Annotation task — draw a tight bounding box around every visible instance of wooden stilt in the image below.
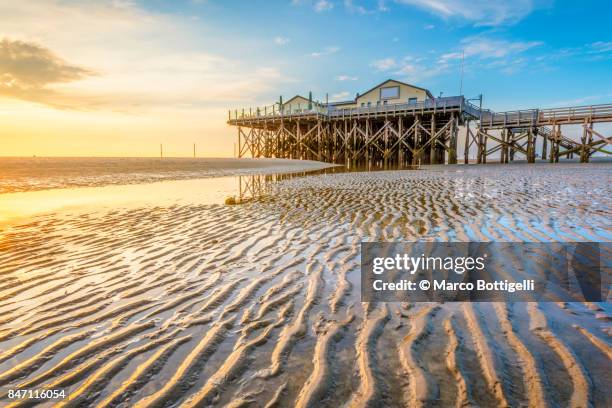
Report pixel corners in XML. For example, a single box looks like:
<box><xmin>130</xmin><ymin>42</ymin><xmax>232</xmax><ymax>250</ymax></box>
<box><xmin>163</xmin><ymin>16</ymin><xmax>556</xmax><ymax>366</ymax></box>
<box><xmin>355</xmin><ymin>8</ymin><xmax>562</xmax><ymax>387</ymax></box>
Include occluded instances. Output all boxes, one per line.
<box><xmin>541</xmin><ymin>128</ymin><xmax>547</xmax><ymax>161</ymax></box>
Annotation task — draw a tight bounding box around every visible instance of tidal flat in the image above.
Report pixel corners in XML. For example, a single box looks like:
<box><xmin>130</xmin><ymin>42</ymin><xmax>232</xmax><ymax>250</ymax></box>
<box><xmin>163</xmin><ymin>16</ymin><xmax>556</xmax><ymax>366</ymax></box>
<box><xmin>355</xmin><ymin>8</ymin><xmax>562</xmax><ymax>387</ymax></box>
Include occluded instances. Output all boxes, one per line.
<box><xmin>0</xmin><ymin>160</ymin><xmax>610</xmax><ymax>407</ymax></box>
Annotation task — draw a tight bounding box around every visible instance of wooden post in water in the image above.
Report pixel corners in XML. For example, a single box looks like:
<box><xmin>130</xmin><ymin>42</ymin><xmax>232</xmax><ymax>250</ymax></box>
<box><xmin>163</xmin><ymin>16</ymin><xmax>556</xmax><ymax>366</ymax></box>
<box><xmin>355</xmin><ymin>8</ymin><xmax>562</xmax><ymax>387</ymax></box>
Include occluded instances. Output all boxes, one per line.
<box><xmin>448</xmin><ymin>113</ymin><xmax>458</xmax><ymax>164</ymax></box>
<box><xmin>415</xmin><ymin>116</ymin><xmax>422</xmax><ymax>165</ymax></box>
<box><xmin>476</xmin><ymin>128</ymin><xmax>482</xmax><ymax>164</ymax></box>
<box><xmin>500</xmin><ymin>129</ymin><xmax>506</xmax><ymax>163</ymax></box>
<box><xmin>317</xmin><ymin>121</ymin><xmax>322</xmax><ymax>161</ymax></box>
<box><xmin>464</xmin><ymin>120</ymin><xmax>470</xmax><ymax>164</ymax></box>
<box><xmin>527</xmin><ymin>127</ymin><xmax>535</xmax><ymax>163</ymax></box>
<box><xmin>587</xmin><ymin>121</ymin><xmax>594</xmax><ymax>161</ymax></box>
<box><xmin>397</xmin><ymin>117</ymin><xmax>403</xmax><ymax>168</ymax></box>
<box><xmin>554</xmin><ymin>124</ymin><xmax>561</xmax><ymax>163</ymax></box>
<box><xmin>541</xmin><ymin>129</ymin><xmax>547</xmax><ymax>161</ymax></box>
<box><xmin>481</xmin><ymin>130</ymin><xmax>488</xmax><ymax>164</ymax></box>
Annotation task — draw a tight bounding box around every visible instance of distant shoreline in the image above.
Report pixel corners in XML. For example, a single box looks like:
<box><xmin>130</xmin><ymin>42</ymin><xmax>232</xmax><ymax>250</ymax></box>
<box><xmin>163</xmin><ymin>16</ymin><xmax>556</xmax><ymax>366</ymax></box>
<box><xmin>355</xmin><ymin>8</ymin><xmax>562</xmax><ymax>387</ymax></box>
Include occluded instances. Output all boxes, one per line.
<box><xmin>0</xmin><ymin>157</ymin><xmax>337</xmax><ymax>194</ymax></box>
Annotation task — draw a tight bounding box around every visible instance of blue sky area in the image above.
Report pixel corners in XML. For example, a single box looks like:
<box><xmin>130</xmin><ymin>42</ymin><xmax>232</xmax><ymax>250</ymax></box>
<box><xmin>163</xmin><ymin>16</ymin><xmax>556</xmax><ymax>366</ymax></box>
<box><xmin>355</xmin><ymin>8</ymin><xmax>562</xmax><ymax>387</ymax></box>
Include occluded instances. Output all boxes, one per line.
<box><xmin>1</xmin><ymin>1</ymin><xmax>610</xmax><ymax>156</ymax></box>
<box><xmin>142</xmin><ymin>0</ymin><xmax>612</xmax><ymax>111</ymax></box>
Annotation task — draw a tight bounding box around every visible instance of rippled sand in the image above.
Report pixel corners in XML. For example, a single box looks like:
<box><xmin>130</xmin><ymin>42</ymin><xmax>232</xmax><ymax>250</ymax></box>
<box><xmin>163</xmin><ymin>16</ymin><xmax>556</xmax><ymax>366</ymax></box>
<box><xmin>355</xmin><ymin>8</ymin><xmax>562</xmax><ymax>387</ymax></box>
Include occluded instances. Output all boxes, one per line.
<box><xmin>0</xmin><ymin>162</ymin><xmax>611</xmax><ymax>407</ymax></box>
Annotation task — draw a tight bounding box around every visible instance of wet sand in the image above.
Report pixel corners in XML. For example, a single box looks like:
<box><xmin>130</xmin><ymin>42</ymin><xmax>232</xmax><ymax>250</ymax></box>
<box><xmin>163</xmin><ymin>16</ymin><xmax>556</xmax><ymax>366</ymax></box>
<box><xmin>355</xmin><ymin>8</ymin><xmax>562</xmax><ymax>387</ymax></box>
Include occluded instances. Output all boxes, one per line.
<box><xmin>0</xmin><ymin>157</ymin><xmax>336</xmax><ymax>194</ymax></box>
<box><xmin>0</xmin><ymin>161</ymin><xmax>611</xmax><ymax>407</ymax></box>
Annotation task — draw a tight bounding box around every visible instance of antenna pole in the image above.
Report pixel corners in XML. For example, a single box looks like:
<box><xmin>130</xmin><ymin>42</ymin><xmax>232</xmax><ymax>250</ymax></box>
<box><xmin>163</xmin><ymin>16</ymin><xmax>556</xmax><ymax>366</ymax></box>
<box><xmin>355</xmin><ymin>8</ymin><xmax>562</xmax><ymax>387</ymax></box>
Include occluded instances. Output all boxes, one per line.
<box><xmin>160</xmin><ymin>144</ymin><xmax>163</xmax><ymax>158</ymax></box>
<box><xmin>193</xmin><ymin>143</ymin><xmax>196</xmax><ymax>158</ymax></box>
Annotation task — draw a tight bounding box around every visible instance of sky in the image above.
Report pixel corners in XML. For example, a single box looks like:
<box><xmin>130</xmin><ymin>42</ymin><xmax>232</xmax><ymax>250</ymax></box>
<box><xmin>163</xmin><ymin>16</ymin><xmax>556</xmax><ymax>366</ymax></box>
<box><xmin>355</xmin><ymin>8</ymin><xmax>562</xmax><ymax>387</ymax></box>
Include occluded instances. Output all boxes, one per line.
<box><xmin>0</xmin><ymin>0</ymin><xmax>610</xmax><ymax>157</ymax></box>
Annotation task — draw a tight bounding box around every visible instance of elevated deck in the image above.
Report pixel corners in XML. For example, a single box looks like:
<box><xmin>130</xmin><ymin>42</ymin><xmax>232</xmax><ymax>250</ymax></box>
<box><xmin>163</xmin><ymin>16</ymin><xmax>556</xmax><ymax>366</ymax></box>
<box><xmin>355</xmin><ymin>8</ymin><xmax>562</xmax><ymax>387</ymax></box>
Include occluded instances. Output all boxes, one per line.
<box><xmin>228</xmin><ymin>95</ymin><xmax>611</xmax><ymax>166</ymax></box>
<box><xmin>228</xmin><ymin>96</ymin><xmax>480</xmax><ymax>128</ymax></box>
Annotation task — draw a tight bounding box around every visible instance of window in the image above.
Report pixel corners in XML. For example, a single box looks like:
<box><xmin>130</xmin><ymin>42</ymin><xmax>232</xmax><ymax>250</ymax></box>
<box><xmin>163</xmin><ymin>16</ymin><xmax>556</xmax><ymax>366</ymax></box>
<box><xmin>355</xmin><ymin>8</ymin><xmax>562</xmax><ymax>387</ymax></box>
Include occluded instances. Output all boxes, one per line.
<box><xmin>380</xmin><ymin>86</ymin><xmax>400</xmax><ymax>100</ymax></box>
<box><xmin>383</xmin><ymin>100</ymin><xmax>388</xmax><ymax>105</ymax></box>
<box><xmin>376</xmin><ymin>101</ymin><xmax>381</xmax><ymax>106</ymax></box>
<box><xmin>408</xmin><ymin>97</ymin><xmax>418</xmax><ymax>105</ymax></box>
<box><xmin>367</xmin><ymin>102</ymin><xmax>371</xmax><ymax>107</ymax></box>
<box><xmin>361</xmin><ymin>103</ymin><xmax>365</xmax><ymax>107</ymax></box>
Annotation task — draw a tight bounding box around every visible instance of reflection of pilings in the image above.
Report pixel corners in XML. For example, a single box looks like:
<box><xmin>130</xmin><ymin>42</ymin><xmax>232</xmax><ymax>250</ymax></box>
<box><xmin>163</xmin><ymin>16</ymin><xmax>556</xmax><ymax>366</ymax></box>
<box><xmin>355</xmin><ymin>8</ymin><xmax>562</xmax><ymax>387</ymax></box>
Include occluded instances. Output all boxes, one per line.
<box><xmin>237</xmin><ymin>169</ymin><xmax>344</xmax><ymax>202</ymax></box>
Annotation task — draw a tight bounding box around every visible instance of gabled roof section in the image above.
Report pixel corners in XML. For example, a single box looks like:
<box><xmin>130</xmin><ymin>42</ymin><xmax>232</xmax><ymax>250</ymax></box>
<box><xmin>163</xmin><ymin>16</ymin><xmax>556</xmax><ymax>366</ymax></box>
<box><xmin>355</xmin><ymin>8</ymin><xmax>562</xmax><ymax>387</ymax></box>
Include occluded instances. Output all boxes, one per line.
<box><xmin>283</xmin><ymin>95</ymin><xmax>310</xmax><ymax>105</ymax></box>
<box><xmin>358</xmin><ymin>79</ymin><xmax>434</xmax><ymax>99</ymax></box>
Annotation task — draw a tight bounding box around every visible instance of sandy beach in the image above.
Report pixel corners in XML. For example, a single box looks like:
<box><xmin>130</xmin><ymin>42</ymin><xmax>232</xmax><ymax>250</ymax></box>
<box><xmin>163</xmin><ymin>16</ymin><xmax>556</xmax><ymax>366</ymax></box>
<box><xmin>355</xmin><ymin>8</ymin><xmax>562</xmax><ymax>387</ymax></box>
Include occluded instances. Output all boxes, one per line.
<box><xmin>0</xmin><ymin>159</ymin><xmax>610</xmax><ymax>407</ymax></box>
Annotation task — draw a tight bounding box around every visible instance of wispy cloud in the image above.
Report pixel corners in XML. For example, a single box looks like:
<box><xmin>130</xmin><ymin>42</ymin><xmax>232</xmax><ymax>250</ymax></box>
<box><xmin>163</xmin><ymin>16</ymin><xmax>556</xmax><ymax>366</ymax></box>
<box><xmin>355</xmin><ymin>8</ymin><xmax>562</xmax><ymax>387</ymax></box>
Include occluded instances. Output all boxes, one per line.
<box><xmin>330</xmin><ymin>91</ymin><xmax>351</xmax><ymax>101</ymax></box>
<box><xmin>314</xmin><ymin>0</ymin><xmax>334</xmax><ymax>12</ymax></box>
<box><xmin>343</xmin><ymin>0</ymin><xmax>389</xmax><ymax>14</ymax></box>
<box><xmin>424</xmin><ymin>23</ymin><xmax>435</xmax><ymax>29</ymax></box>
<box><xmin>274</xmin><ymin>36</ymin><xmax>290</xmax><ymax>45</ymax></box>
<box><xmin>394</xmin><ymin>0</ymin><xmax>538</xmax><ymax>26</ymax></box>
<box><xmin>439</xmin><ymin>36</ymin><xmax>543</xmax><ymax>63</ymax></box>
<box><xmin>310</xmin><ymin>46</ymin><xmax>340</xmax><ymax>57</ymax></box>
<box><xmin>371</xmin><ymin>55</ymin><xmax>446</xmax><ymax>83</ymax></box>
<box><xmin>535</xmin><ymin>41</ymin><xmax>612</xmax><ymax>63</ymax></box>
<box><xmin>335</xmin><ymin>75</ymin><xmax>358</xmax><ymax>81</ymax></box>
<box><xmin>371</xmin><ymin>57</ymin><xmax>397</xmax><ymax>71</ymax></box>
<box><xmin>590</xmin><ymin>41</ymin><xmax>612</xmax><ymax>53</ymax></box>
<box><xmin>548</xmin><ymin>94</ymin><xmax>612</xmax><ymax>107</ymax></box>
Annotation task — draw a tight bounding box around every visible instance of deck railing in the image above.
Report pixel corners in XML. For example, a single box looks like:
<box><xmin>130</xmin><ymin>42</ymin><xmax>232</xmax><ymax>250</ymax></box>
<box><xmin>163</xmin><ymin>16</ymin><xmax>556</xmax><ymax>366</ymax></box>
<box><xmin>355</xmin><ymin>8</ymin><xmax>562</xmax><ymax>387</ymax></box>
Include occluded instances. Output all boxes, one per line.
<box><xmin>480</xmin><ymin>103</ymin><xmax>612</xmax><ymax>127</ymax></box>
<box><xmin>228</xmin><ymin>96</ymin><xmax>475</xmax><ymax>121</ymax></box>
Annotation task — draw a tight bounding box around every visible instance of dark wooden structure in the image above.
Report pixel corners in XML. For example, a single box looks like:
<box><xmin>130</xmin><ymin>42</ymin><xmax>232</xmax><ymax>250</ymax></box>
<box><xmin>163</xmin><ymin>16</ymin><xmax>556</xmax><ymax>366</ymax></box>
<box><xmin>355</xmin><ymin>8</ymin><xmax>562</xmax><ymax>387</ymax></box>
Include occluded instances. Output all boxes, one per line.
<box><xmin>476</xmin><ymin>104</ymin><xmax>612</xmax><ymax>163</ymax></box>
<box><xmin>229</xmin><ymin>98</ymin><xmax>612</xmax><ymax>166</ymax></box>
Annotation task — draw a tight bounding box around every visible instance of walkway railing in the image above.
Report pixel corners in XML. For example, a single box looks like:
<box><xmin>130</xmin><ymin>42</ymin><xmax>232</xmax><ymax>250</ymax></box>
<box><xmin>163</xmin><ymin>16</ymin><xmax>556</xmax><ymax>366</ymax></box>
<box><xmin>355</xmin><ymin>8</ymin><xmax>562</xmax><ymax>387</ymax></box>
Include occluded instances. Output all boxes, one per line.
<box><xmin>480</xmin><ymin>103</ymin><xmax>612</xmax><ymax>127</ymax></box>
<box><xmin>228</xmin><ymin>96</ymin><xmax>475</xmax><ymax>121</ymax></box>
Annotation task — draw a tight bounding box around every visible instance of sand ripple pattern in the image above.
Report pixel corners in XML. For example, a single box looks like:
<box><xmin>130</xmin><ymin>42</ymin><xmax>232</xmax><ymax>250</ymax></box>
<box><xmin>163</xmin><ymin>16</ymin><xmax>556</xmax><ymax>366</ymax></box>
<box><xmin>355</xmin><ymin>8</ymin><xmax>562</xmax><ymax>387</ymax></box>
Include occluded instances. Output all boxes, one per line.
<box><xmin>0</xmin><ymin>163</ymin><xmax>611</xmax><ymax>407</ymax></box>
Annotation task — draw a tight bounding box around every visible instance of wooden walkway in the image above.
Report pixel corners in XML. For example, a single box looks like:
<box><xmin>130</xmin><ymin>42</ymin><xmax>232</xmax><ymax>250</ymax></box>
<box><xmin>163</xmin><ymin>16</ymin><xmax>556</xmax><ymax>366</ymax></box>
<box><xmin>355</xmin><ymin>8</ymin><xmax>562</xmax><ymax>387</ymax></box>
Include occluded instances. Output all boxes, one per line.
<box><xmin>480</xmin><ymin>103</ymin><xmax>612</xmax><ymax>128</ymax></box>
<box><xmin>228</xmin><ymin>97</ymin><xmax>611</xmax><ymax>165</ymax></box>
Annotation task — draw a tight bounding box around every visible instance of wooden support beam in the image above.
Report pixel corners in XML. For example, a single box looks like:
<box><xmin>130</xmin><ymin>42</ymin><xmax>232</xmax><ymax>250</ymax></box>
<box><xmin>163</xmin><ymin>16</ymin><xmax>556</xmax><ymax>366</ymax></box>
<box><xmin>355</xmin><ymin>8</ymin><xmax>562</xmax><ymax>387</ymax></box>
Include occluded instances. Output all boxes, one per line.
<box><xmin>464</xmin><ymin>120</ymin><xmax>471</xmax><ymax>164</ymax></box>
<box><xmin>527</xmin><ymin>127</ymin><xmax>535</xmax><ymax>163</ymax></box>
<box><xmin>238</xmin><ymin>126</ymin><xmax>242</xmax><ymax>158</ymax></box>
<box><xmin>541</xmin><ymin>127</ymin><xmax>548</xmax><ymax>161</ymax></box>
<box><xmin>448</xmin><ymin>113</ymin><xmax>458</xmax><ymax>164</ymax></box>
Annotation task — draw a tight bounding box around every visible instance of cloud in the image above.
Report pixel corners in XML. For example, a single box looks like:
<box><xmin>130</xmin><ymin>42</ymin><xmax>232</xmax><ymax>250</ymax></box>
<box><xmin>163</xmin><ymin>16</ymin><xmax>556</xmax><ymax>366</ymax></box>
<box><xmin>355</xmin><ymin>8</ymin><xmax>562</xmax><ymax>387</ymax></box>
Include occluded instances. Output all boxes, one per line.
<box><xmin>424</xmin><ymin>24</ymin><xmax>435</xmax><ymax>29</ymax></box>
<box><xmin>588</xmin><ymin>41</ymin><xmax>612</xmax><ymax>53</ymax></box>
<box><xmin>371</xmin><ymin>57</ymin><xmax>397</xmax><ymax>71</ymax></box>
<box><xmin>310</xmin><ymin>46</ymin><xmax>340</xmax><ymax>57</ymax></box>
<box><xmin>439</xmin><ymin>36</ymin><xmax>542</xmax><ymax>63</ymax></box>
<box><xmin>0</xmin><ymin>38</ymin><xmax>97</xmax><ymax>108</ymax></box>
<box><xmin>549</xmin><ymin>94</ymin><xmax>607</xmax><ymax>108</ymax></box>
<box><xmin>0</xmin><ymin>38</ymin><xmax>96</xmax><ymax>87</ymax></box>
<box><xmin>371</xmin><ymin>55</ymin><xmax>444</xmax><ymax>83</ymax></box>
<box><xmin>394</xmin><ymin>0</ymin><xmax>538</xmax><ymax>26</ymax></box>
<box><xmin>343</xmin><ymin>0</ymin><xmax>388</xmax><ymax>14</ymax></box>
<box><xmin>0</xmin><ymin>2</ymin><xmax>295</xmax><ymax>112</ymax></box>
<box><xmin>335</xmin><ymin>75</ymin><xmax>358</xmax><ymax>81</ymax></box>
<box><xmin>314</xmin><ymin>0</ymin><xmax>334</xmax><ymax>12</ymax></box>
<box><xmin>330</xmin><ymin>91</ymin><xmax>351</xmax><ymax>101</ymax></box>
<box><xmin>274</xmin><ymin>36</ymin><xmax>290</xmax><ymax>45</ymax></box>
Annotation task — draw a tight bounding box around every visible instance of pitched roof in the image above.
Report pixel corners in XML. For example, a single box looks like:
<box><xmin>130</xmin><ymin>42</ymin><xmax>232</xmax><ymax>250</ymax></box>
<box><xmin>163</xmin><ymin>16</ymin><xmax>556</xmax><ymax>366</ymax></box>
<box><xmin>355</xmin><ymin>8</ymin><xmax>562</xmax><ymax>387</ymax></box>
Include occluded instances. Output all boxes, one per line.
<box><xmin>283</xmin><ymin>95</ymin><xmax>310</xmax><ymax>105</ymax></box>
<box><xmin>358</xmin><ymin>79</ymin><xmax>434</xmax><ymax>99</ymax></box>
